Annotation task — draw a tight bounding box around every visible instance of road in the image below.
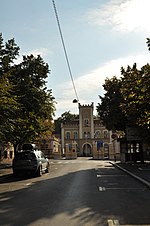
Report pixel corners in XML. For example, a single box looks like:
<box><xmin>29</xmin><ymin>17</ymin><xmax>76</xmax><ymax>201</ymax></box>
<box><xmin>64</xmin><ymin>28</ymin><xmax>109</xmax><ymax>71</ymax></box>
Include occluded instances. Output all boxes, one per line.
<box><xmin>0</xmin><ymin>158</ymin><xmax>150</xmax><ymax>226</ymax></box>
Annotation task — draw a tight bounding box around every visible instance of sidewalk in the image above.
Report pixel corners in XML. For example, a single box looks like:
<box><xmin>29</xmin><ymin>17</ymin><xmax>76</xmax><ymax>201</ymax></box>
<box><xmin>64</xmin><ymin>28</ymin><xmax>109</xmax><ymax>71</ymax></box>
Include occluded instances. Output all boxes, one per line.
<box><xmin>0</xmin><ymin>163</ymin><xmax>12</xmax><ymax>177</ymax></box>
<box><xmin>111</xmin><ymin>161</ymin><xmax>150</xmax><ymax>188</ymax></box>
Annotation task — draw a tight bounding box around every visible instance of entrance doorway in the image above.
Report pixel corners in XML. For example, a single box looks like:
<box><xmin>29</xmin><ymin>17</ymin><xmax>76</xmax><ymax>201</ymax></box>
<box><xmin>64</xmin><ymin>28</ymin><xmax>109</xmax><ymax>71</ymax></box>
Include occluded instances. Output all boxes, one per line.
<box><xmin>82</xmin><ymin>143</ymin><xmax>92</xmax><ymax>157</ymax></box>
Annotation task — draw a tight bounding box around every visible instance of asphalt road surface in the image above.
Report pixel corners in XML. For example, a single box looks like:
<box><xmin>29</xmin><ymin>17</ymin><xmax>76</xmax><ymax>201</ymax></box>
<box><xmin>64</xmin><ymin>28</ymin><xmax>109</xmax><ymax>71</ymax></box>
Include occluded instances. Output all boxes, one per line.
<box><xmin>0</xmin><ymin>158</ymin><xmax>150</xmax><ymax>226</ymax></box>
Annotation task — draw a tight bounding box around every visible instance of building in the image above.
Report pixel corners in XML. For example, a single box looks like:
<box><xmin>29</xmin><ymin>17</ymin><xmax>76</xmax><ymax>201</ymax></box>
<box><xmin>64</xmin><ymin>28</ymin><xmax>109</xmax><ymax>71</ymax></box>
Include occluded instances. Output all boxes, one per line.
<box><xmin>37</xmin><ymin>135</ymin><xmax>61</xmax><ymax>159</ymax></box>
<box><xmin>0</xmin><ymin>142</ymin><xmax>14</xmax><ymax>164</ymax></box>
<box><xmin>61</xmin><ymin>103</ymin><xmax>115</xmax><ymax>159</ymax></box>
<box><xmin>118</xmin><ymin>126</ymin><xmax>150</xmax><ymax>163</ymax></box>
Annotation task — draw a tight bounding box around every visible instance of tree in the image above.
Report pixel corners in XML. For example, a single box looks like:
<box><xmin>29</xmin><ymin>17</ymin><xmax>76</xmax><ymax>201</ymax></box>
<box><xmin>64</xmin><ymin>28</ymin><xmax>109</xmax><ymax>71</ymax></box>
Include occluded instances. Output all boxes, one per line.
<box><xmin>10</xmin><ymin>54</ymin><xmax>56</xmax><ymax>150</ymax></box>
<box><xmin>120</xmin><ymin>63</ymin><xmax>150</xmax><ymax>142</ymax></box>
<box><xmin>96</xmin><ymin>76</ymin><xmax>126</xmax><ymax>131</ymax></box>
<box><xmin>96</xmin><ymin>38</ymin><xmax>150</xmax><ymax>163</ymax></box>
<box><xmin>61</xmin><ymin>111</ymin><xmax>79</xmax><ymax>123</ymax></box>
<box><xmin>146</xmin><ymin>38</ymin><xmax>150</xmax><ymax>52</ymax></box>
<box><xmin>0</xmin><ymin>34</ymin><xmax>56</xmax><ymax>151</ymax></box>
<box><xmin>54</xmin><ymin>111</ymin><xmax>79</xmax><ymax>136</ymax></box>
<box><xmin>0</xmin><ymin>33</ymin><xmax>20</xmax><ymax>143</ymax></box>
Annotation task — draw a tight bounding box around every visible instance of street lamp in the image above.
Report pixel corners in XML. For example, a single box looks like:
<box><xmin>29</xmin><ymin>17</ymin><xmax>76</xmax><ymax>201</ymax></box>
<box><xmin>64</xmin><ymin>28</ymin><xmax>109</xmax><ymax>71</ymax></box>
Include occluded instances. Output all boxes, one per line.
<box><xmin>72</xmin><ymin>99</ymin><xmax>78</xmax><ymax>103</ymax></box>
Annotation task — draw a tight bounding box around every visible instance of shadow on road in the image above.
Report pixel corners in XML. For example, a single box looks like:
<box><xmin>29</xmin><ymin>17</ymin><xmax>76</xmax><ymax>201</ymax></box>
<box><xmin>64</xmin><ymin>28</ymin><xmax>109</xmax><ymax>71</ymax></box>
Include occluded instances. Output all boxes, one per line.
<box><xmin>0</xmin><ymin>173</ymin><xmax>39</xmax><ymax>183</ymax></box>
<box><xmin>0</xmin><ymin>166</ymin><xmax>150</xmax><ymax>226</ymax></box>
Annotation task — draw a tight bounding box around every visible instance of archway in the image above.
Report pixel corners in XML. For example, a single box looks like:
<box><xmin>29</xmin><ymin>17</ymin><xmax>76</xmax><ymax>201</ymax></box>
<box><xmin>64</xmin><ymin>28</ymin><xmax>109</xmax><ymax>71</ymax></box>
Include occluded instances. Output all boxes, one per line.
<box><xmin>82</xmin><ymin>143</ymin><xmax>92</xmax><ymax>157</ymax></box>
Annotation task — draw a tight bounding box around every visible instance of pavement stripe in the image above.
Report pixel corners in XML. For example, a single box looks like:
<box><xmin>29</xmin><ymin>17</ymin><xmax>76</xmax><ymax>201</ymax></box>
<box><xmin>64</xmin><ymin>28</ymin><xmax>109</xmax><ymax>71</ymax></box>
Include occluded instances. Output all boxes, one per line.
<box><xmin>108</xmin><ymin>220</ymin><xmax>119</xmax><ymax>226</ymax></box>
<box><xmin>107</xmin><ymin>219</ymin><xmax>150</xmax><ymax>226</ymax></box>
<box><xmin>110</xmin><ymin>162</ymin><xmax>150</xmax><ymax>188</ymax></box>
<box><xmin>97</xmin><ymin>174</ymin><xmax>128</xmax><ymax>177</ymax></box>
<box><xmin>99</xmin><ymin>187</ymin><xmax>145</xmax><ymax>191</ymax></box>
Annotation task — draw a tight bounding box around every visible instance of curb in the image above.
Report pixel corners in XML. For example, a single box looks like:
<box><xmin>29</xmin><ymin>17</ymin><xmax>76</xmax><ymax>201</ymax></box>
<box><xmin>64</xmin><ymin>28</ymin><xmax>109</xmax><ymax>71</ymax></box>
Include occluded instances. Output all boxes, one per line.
<box><xmin>110</xmin><ymin>162</ymin><xmax>150</xmax><ymax>189</ymax></box>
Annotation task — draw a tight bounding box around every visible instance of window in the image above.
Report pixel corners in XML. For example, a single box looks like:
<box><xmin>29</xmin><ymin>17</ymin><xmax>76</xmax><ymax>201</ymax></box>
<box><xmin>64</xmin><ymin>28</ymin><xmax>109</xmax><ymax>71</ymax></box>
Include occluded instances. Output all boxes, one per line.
<box><xmin>131</xmin><ymin>144</ymin><xmax>134</xmax><ymax>153</ymax></box>
<box><xmin>83</xmin><ymin>132</ymin><xmax>90</xmax><ymax>139</ymax></box>
<box><xmin>104</xmin><ymin>143</ymin><xmax>109</xmax><ymax>151</ymax></box>
<box><xmin>136</xmin><ymin>143</ymin><xmax>140</xmax><ymax>152</ymax></box>
<box><xmin>104</xmin><ymin>130</ymin><xmax>108</xmax><ymax>138</ymax></box>
<box><xmin>128</xmin><ymin>142</ymin><xmax>140</xmax><ymax>153</ymax></box>
<box><xmin>84</xmin><ymin>119</ymin><xmax>89</xmax><ymax>126</ymax></box>
<box><xmin>16</xmin><ymin>152</ymin><xmax>36</xmax><ymax>160</ymax></box>
<box><xmin>87</xmin><ymin>132</ymin><xmax>91</xmax><ymax>138</ymax></box>
<box><xmin>95</xmin><ymin>130</ymin><xmax>100</xmax><ymax>138</ymax></box>
<box><xmin>41</xmin><ymin>152</ymin><xmax>46</xmax><ymax>159</ymax></box>
<box><xmin>83</xmin><ymin>132</ymin><xmax>87</xmax><ymax>138</ymax></box>
<box><xmin>74</xmin><ymin>131</ymin><xmax>78</xmax><ymax>139</ymax></box>
<box><xmin>66</xmin><ymin>132</ymin><xmax>70</xmax><ymax>140</ymax></box>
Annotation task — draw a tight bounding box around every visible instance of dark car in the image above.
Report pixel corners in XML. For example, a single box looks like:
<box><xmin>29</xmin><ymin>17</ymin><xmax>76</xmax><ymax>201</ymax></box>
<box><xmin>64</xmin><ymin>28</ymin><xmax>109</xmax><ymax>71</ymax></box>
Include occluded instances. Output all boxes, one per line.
<box><xmin>12</xmin><ymin>144</ymin><xmax>49</xmax><ymax>177</ymax></box>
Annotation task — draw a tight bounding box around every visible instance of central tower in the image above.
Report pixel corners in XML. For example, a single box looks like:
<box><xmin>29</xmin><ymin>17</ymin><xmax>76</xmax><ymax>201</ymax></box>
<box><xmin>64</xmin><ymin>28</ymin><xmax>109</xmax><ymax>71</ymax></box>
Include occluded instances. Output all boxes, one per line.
<box><xmin>78</xmin><ymin>102</ymin><xmax>94</xmax><ymax>139</ymax></box>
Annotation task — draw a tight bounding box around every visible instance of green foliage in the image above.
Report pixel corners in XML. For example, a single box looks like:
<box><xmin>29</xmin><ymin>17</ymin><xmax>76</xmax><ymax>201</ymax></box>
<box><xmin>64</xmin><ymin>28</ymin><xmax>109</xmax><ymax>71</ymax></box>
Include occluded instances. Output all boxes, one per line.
<box><xmin>97</xmin><ymin>76</ymin><xmax>126</xmax><ymax>131</ymax></box>
<box><xmin>54</xmin><ymin>111</ymin><xmax>79</xmax><ymax>136</ymax></box>
<box><xmin>0</xmin><ymin>33</ymin><xmax>56</xmax><ymax>148</ymax></box>
<box><xmin>0</xmin><ymin>34</ymin><xmax>20</xmax><ymax>142</ymax></box>
<box><xmin>61</xmin><ymin>111</ymin><xmax>79</xmax><ymax>123</ymax></box>
<box><xmin>97</xmin><ymin>61</ymin><xmax>150</xmax><ymax>141</ymax></box>
<box><xmin>120</xmin><ymin>63</ymin><xmax>150</xmax><ymax>139</ymax></box>
<box><xmin>97</xmin><ymin>37</ymin><xmax>150</xmax><ymax>142</ymax></box>
<box><xmin>146</xmin><ymin>38</ymin><xmax>150</xmax><ymax>52</ymax></box>
<box><xmin>0</xmin><ymin>33</ymin><xmax>20</xmax><ymax>74</ymax></box>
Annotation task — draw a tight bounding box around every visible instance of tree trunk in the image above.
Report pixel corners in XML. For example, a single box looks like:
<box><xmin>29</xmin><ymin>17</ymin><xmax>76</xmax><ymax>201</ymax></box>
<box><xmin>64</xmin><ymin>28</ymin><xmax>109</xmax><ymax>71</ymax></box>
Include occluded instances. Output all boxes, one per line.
<box><xmin>13</xmin><ymin>143</ymin><xmax>19</xmax><ymax>156</ymax></box>
<box><xmin>140</xmin><ymin>142</ymin><xmax>144</xmax><ymax>164</ymax></box>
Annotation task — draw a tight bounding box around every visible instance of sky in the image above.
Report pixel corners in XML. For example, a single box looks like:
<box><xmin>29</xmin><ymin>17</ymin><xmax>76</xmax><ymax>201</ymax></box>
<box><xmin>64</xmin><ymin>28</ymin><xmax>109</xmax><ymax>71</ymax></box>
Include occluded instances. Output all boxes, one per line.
<box><xmin>1</xmin><ymin>0</ymin><xmax>150</xmax><ymax>118</ymax></box>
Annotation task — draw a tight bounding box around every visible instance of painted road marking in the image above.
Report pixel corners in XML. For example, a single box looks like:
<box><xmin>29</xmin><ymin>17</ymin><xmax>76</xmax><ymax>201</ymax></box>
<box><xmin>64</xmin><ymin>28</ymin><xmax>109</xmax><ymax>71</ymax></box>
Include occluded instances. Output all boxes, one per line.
<box><xmin>100</xmin><ymin>174</ymin><xmax>128</xmax><ymax>177</ymax></box>
<box><xmin>99</xmin><ymin>187</ymin><xmax>145</xmax><ymax>191</ymax></box>
<box><xmin>99</xmin><ymin>186</ymin><xmax>106</xmax><ymax>191</ymax></box>
<box><xmin>108</xmin><ymin>220</ymin><xmax>119</xmax><ymax>226</ymax></box>
<box><xmin>97</xmin><ymin>174</ymin><xmax>128</xmax><ymax>177</ymax></box>
<box><xmin>139</xmin><ymin>167</ymin><xmax>150</xmax><ymax>171</ymax></box>
<box><xmin>107</xmin><ymin>219</ymin><xmax>150</xmax><ymax>226</ymax></box>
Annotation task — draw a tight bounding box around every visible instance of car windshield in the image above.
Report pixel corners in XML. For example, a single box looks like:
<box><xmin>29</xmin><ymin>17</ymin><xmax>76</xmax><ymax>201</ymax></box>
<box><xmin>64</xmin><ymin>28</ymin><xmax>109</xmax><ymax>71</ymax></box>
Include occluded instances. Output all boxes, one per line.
<box><xmin>15</xmin><ymin>152</ymin><xmax>36</xmax><ymax>160</ymax></box>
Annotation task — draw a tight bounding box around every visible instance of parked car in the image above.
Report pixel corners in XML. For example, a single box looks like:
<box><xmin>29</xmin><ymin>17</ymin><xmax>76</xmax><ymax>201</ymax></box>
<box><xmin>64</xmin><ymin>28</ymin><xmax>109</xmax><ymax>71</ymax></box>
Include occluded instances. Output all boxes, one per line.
<box><xmin>12</xmin><ymin>144</ymin><xmax>49</xmax><ymax>177</ymax></box>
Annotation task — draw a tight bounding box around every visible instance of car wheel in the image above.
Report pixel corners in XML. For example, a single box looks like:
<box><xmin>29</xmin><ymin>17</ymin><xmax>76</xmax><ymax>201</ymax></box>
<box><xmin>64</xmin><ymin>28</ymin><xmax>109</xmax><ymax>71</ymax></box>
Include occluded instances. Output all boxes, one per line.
<box><xmin>45</xmin><ymin>167</ymin><xmax>49</xmax><ymax>173</ymax></box>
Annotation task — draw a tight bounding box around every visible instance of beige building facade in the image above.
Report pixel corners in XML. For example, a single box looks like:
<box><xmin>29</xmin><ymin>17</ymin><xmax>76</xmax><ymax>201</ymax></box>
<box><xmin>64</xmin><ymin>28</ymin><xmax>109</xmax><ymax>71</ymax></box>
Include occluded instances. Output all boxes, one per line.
<box><xmin>0</xmin><ymin>142</ymin><xmax>14</xmax><ymax>164</ymax></box>
<box><xmin>61</xmin><ymin>103</ymin><xmax>115</xmax><ymax>159</ymax></box>
<box><xmin>37</xmin><ymin>136</ymin><xmax>61</xmax><ymax>159</ymax></box>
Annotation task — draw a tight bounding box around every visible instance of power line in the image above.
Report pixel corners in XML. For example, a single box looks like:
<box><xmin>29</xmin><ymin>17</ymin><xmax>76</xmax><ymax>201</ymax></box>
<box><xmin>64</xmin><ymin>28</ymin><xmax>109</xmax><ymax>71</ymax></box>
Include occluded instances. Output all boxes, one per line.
<box><xmin>51</xmin><ymin>0</ymin><xmax>79</xmax><ymax>102</ymax></box>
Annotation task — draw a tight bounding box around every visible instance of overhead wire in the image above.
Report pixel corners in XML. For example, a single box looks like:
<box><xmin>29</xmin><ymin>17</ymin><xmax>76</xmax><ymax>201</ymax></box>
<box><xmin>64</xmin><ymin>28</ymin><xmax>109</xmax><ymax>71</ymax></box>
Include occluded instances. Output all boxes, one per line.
<box><xmin>51</xmin><ymin>0</ymin><xmax>79</xmax><ymax>102</ymax></box>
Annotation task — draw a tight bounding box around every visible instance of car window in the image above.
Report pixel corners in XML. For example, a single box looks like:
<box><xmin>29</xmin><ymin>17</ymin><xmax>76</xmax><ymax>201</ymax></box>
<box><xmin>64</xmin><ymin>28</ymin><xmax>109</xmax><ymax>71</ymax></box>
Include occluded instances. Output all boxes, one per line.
<box><xmin>30</xmin><ymin>153</ymin><xmax>36</xmax><ymax>160</ymax></box>
<box><xmin>35</xmin><ymin>152</ymin><xmax>41</xmax><ymax>159</ymax></box>
<box><xmin>41</xmin><ymin>152</ymin><xmax>45</xmax><ymax>158</ymax></box>
<box><xmin>16</xmin><ymin>152</ymin><xmax>36</xmax><ymax>160</ymax></box>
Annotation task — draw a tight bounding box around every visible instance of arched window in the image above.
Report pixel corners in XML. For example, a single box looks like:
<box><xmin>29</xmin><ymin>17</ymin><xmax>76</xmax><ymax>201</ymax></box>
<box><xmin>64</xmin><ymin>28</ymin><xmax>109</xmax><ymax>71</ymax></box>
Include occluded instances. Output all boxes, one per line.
<box><xmin>95</xmin><ymin>130</ymin><xmax>100</xmax><ymax>138</ymax></box>
<box><xmin>104</xmin><ymin>143</ymin><xmax>109</xmax><ymax>151</ymax></box>
<box><xmin>74</xmin><ymin>131</ymin><xmax>78</xmax><ymax>139</ymax></box>
<box><xmin>83</xmin><ymin>132</ymin><xmax>90</xmax><ymax>139</ymax></box>
<box><xmin>66</xmin><ymin>132</ymin><xmax>70</xmax><ymax>140</ymax></box>
<box><xmin>87</xmin><ymin>132</ymin><xmax>91</xmax><ymax>138</ymax></box>
<box><xmin>83</xmin><ymin>132</ymin><xmax>87</xmax><ymax>138</ymax></box>
<box><xmin>84</xmin><ymin>119</ymin><xmax>89</xmax><ymax>126</ymax></box>
<box><xmin>104</xmin><ymin>130</ymin><xmax>108</xmax><ymax>138</ymax></box>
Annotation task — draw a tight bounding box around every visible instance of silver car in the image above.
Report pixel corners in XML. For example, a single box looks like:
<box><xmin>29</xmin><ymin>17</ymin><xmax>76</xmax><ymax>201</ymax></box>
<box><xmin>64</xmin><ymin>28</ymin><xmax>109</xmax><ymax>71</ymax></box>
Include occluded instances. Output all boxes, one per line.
<box><xmin>12</xmin><ymin>144</ymin><xmax>49</xmax><ymax>177</ymax></box>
